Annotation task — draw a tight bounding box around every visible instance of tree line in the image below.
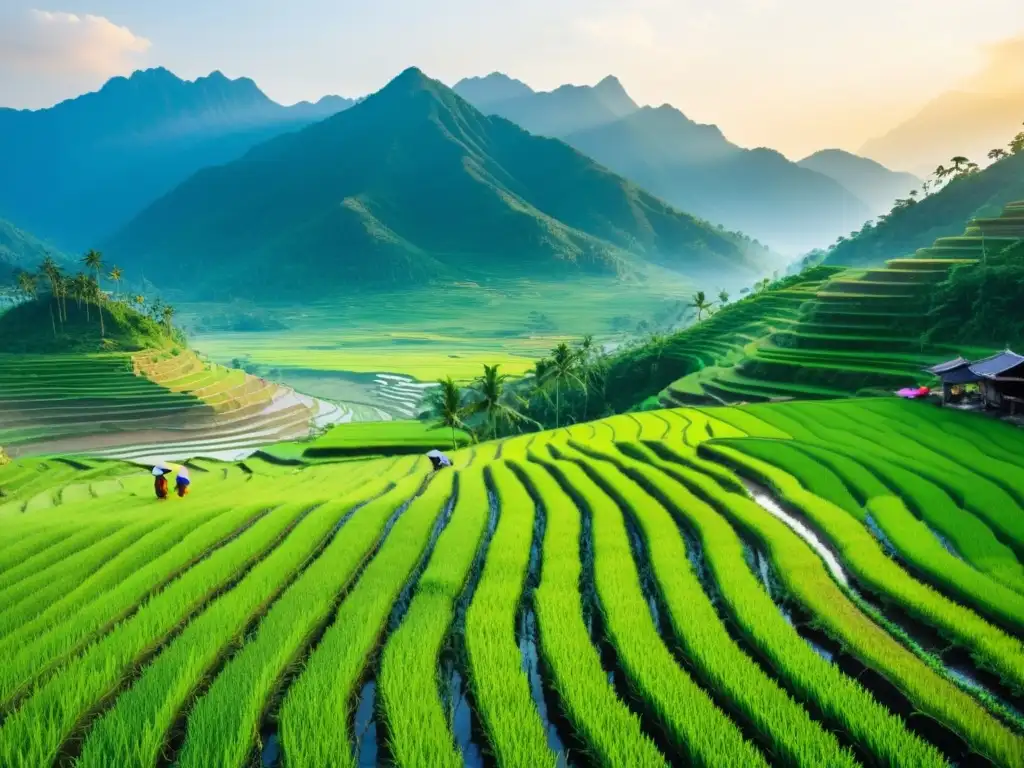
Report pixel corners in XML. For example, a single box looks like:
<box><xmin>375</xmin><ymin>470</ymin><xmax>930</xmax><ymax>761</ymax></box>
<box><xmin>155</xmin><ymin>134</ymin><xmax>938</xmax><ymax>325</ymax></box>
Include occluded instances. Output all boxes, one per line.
<box><xmin>827</xmin><ymin>121</ymin><xmax>1024</xmax><ymax>253</ymax></box>
<box><xmin>423</xmin><ymin>275</ymin><xmax>779</xmax><ymax>446</ymax></box>
<box><xmin>14</xmin><ymin>251</ymin><xmax>176</xmax><ymax>340</ymax></box>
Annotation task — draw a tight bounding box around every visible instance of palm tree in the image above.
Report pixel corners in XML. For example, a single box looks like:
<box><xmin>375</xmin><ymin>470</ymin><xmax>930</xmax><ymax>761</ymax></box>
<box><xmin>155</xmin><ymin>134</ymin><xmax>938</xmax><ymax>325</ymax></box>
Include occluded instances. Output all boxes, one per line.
<box><xmin>718</xmin><ymin>289</ymin><xmax>730</xmax><ymax>306</ymax></box>
<box><xmin>55</xmin><ymin>274</ymin><xmax>72</xmax><ymax>327</ymax></box>
<box><xmin>988</xmin><ymin>148</ymin><xmax>1008</xmax><ymax>161</ymax></box>
<box><xmin>161</xmin><ymin>305</ymin><xmax>175</xmax><ymax>335</ymax></box>
<box><xmin>424</xmin><ymin>377</ymin><xmax>470</xmax><ymax>450</ymax></box>
<box><xmin>543</xmin><ymin>342</ymin><xmax>586</xmax><ymax>429</ymax></box>
<box><xmin>467</xmin><ymin>364</ymin><xmax>534</xmax><ymax>439</ymax></box>
<box><xmin>71</xmin><ymin>273</ymin><xmax>92</xmax><ymax>319</ymax></box>
<box><xmin>690</xmin><ymin>291</ymin><xmax>715</xmax><ymax>321</ymax></box>
<box><xmin>39</xmin><ymin>256</ymin><xmax>63</xmax><ymax>331</ymax></box>
<box><xmin>934</xmin><ymin>164</ymin><xmax>950</xmax><ymax>180</ymax></box>
<box><xmin>82</xmin><ymin>251</ymin><xmax>105</xmax><ymax>336</ymax></box>
<box><xmin>15</xmin><ymin>271</ymin><xmax>37</xmax><ymax>304</ymax></box>
<box><xmin>108</xmin><ymin>266</ymin><xmax>123</xmax><ymax>299</ymax></box>
<box><xmin>134</xmin><ymin>295</ymin><xmax>146</xmax><ymax>311</ymax></box>
<box><xmin>82</xmin><ymin>249</ymin><xmax>103</xmax><ymax>285</ymax></box>
<box><xmin>949</xmin><ymin>156</ymin><xmax>970</xmax><ymax>175</ymax></box>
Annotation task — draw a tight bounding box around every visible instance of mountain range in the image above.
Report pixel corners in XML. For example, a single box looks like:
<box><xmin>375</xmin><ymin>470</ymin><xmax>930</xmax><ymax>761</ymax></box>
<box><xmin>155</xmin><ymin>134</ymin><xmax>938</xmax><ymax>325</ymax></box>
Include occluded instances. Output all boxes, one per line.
<box><xmin>859</xmin><ymin>90</ymin><xmax>1024</xmax><ymax>176</ymax></box>
<box><xmin>453</xmin><ymin>73</ymin><xmax>913</xmax><ymax>254</ymax></box>
<box><xmin>0</xmin><ymin>68</ymin><xmax>354</xmax><ymax>250</ymax></box>
<box><xmin>796</xmin><ymin>150</ymin><xmax>920</xmax><ymax>216</ymax></box>
<box><xmin>104</xmin><ymin>68</ymin><xmax>774</xmax><ymax>301</ymax></box>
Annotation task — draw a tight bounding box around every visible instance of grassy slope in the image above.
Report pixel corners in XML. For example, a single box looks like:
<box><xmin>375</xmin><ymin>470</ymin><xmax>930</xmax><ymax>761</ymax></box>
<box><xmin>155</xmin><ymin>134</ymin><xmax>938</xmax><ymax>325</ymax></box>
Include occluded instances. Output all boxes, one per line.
<box><xmin>0</xmin><ymin>297</ymin><xmax>173</xmax><ymax>354</ymax></box>
<box><xmin>825</xmin><ymin>152</ymin><xmax>1024</xmax><ymax>267</ymax></box>
<box><xmin>304</xmin><ymin>420</ymin><xmax>470</xmax><ymax>457</ymax></box>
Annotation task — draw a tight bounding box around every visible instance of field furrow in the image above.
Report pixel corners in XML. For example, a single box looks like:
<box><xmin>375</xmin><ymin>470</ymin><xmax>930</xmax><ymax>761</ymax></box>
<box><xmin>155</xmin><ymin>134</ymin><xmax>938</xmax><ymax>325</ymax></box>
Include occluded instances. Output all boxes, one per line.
<box><xmin>278</xmin><ymin>472</ymin><xmax>455</xmax><ymax>768</ymax></box>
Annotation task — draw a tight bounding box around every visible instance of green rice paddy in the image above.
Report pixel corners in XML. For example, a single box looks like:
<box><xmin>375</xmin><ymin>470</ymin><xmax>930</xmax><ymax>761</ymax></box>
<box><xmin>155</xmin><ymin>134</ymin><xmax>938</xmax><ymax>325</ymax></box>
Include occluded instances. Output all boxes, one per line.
<box><xmin>658</xmin><ymin>262</ymin><xmax>989</xmax><ymax>407</ymax></box>
<box><xmin>2</xmin><ymin>398</ymin><xmax>1023</xmax><ymax>767</ymax></box>
<box><xmin>183</xmin><ymin>273</ymin><xmax>698</xmax><ymax>386</ymax></box>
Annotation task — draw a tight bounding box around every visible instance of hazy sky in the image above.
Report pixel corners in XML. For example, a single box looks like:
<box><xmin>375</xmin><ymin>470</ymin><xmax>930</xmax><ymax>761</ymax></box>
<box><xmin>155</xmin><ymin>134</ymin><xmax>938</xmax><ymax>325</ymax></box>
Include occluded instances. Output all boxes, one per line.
<box><xmin>2</xmin><ymin>0</ymin><xmax>1023</xmax><ymax>158</ymax></box>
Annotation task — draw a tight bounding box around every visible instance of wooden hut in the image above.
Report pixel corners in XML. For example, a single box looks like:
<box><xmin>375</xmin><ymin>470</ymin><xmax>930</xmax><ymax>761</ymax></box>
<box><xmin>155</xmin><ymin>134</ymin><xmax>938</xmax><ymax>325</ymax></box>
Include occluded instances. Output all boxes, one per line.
<box><xmin>928</xmin><ymin>350</ymin><xmax>1024</xmax><ymax>412</ymax></box>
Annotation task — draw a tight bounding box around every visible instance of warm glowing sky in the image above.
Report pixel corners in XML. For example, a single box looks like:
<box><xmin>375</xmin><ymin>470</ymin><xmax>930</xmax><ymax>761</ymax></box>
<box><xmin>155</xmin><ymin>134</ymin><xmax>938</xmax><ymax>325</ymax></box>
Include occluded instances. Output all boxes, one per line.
<box><xmin>1</xmin><ymin>0</ymin><xmax>1023</xmax><ymax>158</ymax></box>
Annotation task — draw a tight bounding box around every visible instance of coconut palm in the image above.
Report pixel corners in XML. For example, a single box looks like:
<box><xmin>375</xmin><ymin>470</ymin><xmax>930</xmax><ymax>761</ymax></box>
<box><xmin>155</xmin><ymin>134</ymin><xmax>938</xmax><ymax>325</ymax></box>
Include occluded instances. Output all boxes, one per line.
<box><xmin>71</xmin><ymin>273</ymin><xmax>92</xmax><ymax>319</ymax></box>
<box><xmin>949</xmin><ymin>156</ymin><xmax>970</xmax><ymax>175</ymax></box>
<box><xmin>718</xmin><ymin>289</ymin><xmax>730</xmax><ymax>306</ymax></box>
<box><xmin>39</xmin><ymin>256</ymin><xmax>64</xmax><ymax>330</ymax></box>
<box><xmin>82</xmin><ymin>251</ymin><xmax>105</xmax><ymax>336</ymax></box>
<box><xmin>468</xmin><ymin>363</ymin><xmax>534</xmax><ymax>439</ymax></box>
<box><xmin>161</xmin><ymin>304</ymin><xmax>176</xmax><ymax>335</ymax></box>
<box><xmin>424</xmin><ymin>377</ymin><xmax>470</xmax><ymax>450</ymax></box>
<box><xmin>690</xmin><ymin>290</ymin><xmax>716</xmax><ymax>321</ymax></box>
<box><xmin>54</xmin><ymin>274</ymin><xmax>70</xmax><ymax>327</ymax></box>
<box><xmin>15</xmin><ymin>271</ymin><xmax>37</xmax><ymax>303</ymax></box>
<box><xmin>108</xmin><ymin>266</ymin><xmax>123</xmax><ymax>299</ymax></box>
<box><xmin>542</xmin><ymin>342</ymin><xmax>587</xmax><ymax>429</ymax></box>
<box><xmin>988</xmin><ymin>148</ymin><xmax>1009</xmax><ymax>161</ymax></box>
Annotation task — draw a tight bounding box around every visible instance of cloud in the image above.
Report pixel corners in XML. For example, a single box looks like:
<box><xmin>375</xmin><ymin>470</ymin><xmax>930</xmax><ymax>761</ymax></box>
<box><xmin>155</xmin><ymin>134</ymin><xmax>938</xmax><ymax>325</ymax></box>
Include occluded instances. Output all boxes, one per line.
<box><xmin>961</xmin><ymin>33</ymin><xmax>1024</xmax><ymax>94</ymax></box>
<box><xmin>0</xmin><ymin>9</ymin><xmax>151</xmax><ymax>75</ymax></box>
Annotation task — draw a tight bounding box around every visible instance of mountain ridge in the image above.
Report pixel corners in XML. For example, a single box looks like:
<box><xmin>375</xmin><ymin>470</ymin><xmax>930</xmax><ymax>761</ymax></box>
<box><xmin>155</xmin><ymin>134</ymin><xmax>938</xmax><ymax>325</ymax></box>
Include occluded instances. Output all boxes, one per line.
<box><xmin>0</xmin><ymin>67</ymin><xmax>357</xmax><ymax>250</ymax></box>
<box><xmin>859</xmin><ymin>89</ymin><xmax>1024</xmax><ymax>175</ymax></box>
<box><xmin>104</xmin><ymin>67</ymin><xmax>775</xmax><ymax>301</ymax></box>
<box><xmin>797</xmin><ymin>149</ymin><xmax>920</xmax><ymax>216</ymax></box>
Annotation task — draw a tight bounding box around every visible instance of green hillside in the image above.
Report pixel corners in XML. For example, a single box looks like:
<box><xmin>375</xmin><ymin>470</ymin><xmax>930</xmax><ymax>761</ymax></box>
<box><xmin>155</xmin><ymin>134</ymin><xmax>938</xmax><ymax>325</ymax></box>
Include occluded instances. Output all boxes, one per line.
<box><xmin>648</xmin><ymin>203</ymin><xmax>1024</xmax><ymax>406</ymax></box>
<box><xmin>825</xmin><ymin>150</ymin><xmax>1024</xmax><ymax>267</ymax></box>
<box><xmin>105</xmin><ymin>67</ymin><xmax>775</xmax><ymax>301</ymax></box>
<box><xmin>0</xmin><ymin>296</ymin><xmax>173</xmax><ymax>354</ymax></box>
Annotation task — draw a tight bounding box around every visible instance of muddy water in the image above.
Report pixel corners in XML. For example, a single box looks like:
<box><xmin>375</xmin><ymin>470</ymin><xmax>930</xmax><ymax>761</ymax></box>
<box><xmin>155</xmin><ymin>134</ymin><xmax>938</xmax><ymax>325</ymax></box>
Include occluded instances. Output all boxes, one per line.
<box><xmin>743</xmin><ymin>479</ymin><xmax>849</xmax><ymax>587</ymax></box>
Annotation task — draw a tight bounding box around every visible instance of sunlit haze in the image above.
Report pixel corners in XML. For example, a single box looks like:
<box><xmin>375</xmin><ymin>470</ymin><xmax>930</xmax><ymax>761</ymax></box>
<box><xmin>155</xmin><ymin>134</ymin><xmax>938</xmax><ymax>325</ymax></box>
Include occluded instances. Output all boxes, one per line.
<box><xmin>1</xmin><ymin>0</ymin><xmax>1022</xmax><ymax>158</ymax></box>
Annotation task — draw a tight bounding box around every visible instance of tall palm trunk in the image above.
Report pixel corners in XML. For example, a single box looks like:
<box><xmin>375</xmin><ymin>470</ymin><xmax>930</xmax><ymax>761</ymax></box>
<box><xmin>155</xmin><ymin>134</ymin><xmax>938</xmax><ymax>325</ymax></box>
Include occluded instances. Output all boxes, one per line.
<box><xmin>95</xmin><ymin>268</ymin><xmax>105</xmax><ymax>337</ymax></box>
<box><xmin>451</xmin><ymin>425</ymin><xmax>457</xmax><ymax>452</ymax></box>
<box><xmin>49</xmin><ymin>300</ymin><xmax>56</xmax><ymax>337</ymax></box>
<box><xmin>555</xmin><ymin>380</ymin><xmax>561</xmax><ymax>429</ymax></box>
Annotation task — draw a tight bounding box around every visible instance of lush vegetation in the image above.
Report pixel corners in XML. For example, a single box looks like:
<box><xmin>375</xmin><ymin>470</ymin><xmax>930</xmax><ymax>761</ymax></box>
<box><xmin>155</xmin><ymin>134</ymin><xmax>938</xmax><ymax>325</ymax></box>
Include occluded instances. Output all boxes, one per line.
<box><xmin>1</xmin><ymin>399</ymin><xmax>1022</xmax><ymax>767</ymax></box>
<box><xmin>824</xmin><ymin>123</ymin><xmax>1024</xmax><ymax>267</ymax></box>
<box><xmin>305</xmin><ymin>419</ymin><xmax>471</xmax><ymax>456</ymax></box>
<box><xmin>3</xmin><ymin>251</ymin><xmax>179</xmax><ymax>353</ymax></box>
<box><xmin>105</xmin><ymin>68</ymin><xmax>774</xmax><ymax>301</ymax></box>
<box><xmin>926</xmin><ymin>238</ymin><xmax>1024</xmax><ymax>346</ymax></box>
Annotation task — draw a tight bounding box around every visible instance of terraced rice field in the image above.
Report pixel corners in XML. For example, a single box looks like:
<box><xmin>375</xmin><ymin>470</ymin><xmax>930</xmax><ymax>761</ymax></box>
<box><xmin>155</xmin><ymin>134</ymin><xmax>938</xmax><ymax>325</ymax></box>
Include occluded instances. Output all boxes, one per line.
<box><xmin>658</xmin><ymin>204</ymin><xmax>1024</xmax><ymax>406</ymax></box>
<box><xmin>659</xmin><ymin>264</ymin><xmax>976</xmax><ymax>407</ymax></box>
<box><xmin>0</xmin><ymin>350</ymin><xmax>346</xmax><ymax>462</ymax></box>
<box><xmin>1</xmin><ymin>398</ymin><xmax>1022</xmax><ymax>767</ymax></box>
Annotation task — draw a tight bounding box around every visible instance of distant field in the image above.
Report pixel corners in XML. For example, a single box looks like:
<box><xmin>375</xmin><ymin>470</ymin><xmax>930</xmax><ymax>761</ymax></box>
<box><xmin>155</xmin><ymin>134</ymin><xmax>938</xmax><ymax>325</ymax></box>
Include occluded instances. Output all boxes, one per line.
<box><xmin>1</xmin><ymin>399</ymin><xmax>1022</xmax><ymax>768</ymax></box>
<box><xmin>184</xmin><ymin>274</ymin><xmax>698</xmax><ymax>389</ymax></box>
<box><xmin>304</xmin><ymin>420</ymin><xmax>471</xmax><ymax>457</ymax></box>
